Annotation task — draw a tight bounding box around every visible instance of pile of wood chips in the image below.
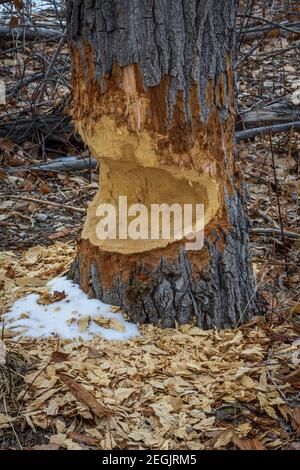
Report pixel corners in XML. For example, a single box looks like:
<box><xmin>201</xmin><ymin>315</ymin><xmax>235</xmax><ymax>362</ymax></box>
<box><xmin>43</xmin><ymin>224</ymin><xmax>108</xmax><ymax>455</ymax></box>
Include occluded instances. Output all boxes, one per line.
<box><xmin>0</xmin><ymin>243</ymin><xmax>299</xmax><ymax>450</ymax></box>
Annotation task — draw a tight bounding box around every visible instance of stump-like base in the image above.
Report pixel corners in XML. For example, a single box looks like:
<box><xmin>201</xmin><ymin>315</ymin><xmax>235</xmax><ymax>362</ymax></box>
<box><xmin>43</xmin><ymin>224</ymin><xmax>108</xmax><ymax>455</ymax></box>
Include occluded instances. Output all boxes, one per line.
<box><xmin>68</xmin><ymin>190</ymin><xmax>260</xmax><ymax>329</ymax></box>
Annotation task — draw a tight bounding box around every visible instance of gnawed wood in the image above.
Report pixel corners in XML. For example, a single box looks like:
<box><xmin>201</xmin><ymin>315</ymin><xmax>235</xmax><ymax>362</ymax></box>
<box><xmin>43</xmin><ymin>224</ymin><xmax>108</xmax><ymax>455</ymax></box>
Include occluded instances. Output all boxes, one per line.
<box><xmin>67</xmin><ymin>0</ymin><xmax>259</xmax><ymax>329</ymax></box>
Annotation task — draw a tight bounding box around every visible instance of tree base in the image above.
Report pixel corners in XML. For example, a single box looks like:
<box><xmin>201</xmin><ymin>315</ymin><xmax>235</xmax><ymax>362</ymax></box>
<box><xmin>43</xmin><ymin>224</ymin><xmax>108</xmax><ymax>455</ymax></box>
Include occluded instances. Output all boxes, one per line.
<box><xmin>68</xmin><ymin>190</ymin><xmax>260</xmax><ymax>329</ymax></box>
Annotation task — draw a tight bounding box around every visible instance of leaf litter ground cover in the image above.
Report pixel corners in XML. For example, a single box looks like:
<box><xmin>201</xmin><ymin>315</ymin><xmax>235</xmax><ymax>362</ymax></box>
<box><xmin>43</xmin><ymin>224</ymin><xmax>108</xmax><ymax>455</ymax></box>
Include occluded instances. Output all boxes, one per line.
<box><xmin>0</xmin><ymin>243</ymin><xmax>299</xmax><ymax>450</ymax></box>
<box><xmin>0</xmin><ymin>0</ymin><xmax>300</xmax><ymax>452</ymax></box>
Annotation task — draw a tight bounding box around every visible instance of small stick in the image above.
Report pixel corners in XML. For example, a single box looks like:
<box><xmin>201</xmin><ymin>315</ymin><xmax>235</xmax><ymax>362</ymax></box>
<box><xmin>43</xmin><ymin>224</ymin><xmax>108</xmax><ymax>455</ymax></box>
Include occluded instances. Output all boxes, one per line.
<box><xmin>250</xmin><ymin>228</ymin><xmax>300</xmax><ymax>240</ymax></box>
<box><xmin>269</xmin><ymin>130</ymin><xmax>289</xmax><ymax>270</ymax></box>
<box><xmin>235</xmin><ymin>121</ymin><xmax>300</xmax><ymax>142</ymax></box>
<box><xmin>1</xmin><ymin>195</ymin><xmax>86</xmax><ymax>213</ymax></box>
<box><xmin>253</xmin><ymin>208</ymin><xmax>280</xmax><ymax>229</ymax></box>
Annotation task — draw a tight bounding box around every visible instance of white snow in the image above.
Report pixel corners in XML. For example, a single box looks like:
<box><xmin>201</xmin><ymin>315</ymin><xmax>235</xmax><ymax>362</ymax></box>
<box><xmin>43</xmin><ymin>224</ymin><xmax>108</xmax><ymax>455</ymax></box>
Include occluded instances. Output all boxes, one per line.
<box><xmin>31</xmin><ymin>1</ymin><xmax>63</xmax><ymax>12</ymax></box>
<box><xmin>5</xmin><ymin>277</ymin><xmax>139</xmax><ymax>341</ymax></box>
<box><xmin>0</xmin><ymin>1</ymin><xmax>64</xmax><ymax>14</ymax></box>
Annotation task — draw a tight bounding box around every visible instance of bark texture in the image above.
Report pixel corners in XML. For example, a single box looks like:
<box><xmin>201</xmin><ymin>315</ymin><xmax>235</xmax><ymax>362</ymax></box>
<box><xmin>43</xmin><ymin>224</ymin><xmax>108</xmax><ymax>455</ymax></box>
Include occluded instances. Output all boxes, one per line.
<box><xmin>66</xmin><ymin>0</ymin><xmax>260</xmax><ymax>329</ymax></box>
<box><xmin>69</xmin><ymin>189</ymin><xmax>257</xmax><ymax>329</ymax></box>
<box><xmin>67</xmin><ymin>0</ymin><xmax>237</xmax><ymax>122</ymax></box>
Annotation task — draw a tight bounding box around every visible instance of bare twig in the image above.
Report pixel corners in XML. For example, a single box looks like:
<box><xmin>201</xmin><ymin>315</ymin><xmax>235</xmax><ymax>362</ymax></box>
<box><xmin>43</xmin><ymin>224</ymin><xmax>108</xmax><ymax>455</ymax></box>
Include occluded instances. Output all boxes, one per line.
<box><xmin>0</xmin><ymin>194</ymin><xmax>86</xmax><ymax>213</ymax></box>
<box><xmin>268</xmin><ymin>130</ymin><xmax>289</xmax><ymax>270</ymax></box>
<box><xmin>0</xmin><ymin>25</ymin><xmax>64</xmax><ymax>40</ymax></box>
<box><xmin>250</xmin><ymin>228</ymin><xmax>300</xmax><ymax>240</ymax></box>
<box><xmin>4</xmin><ymin>156</ymin><xmax>97</xmax><ymax>173</ymax></box>
<box><xmin>236</xmin><ymin>121</ymin><xmax>300</xmax><ymax>141</ymax></box>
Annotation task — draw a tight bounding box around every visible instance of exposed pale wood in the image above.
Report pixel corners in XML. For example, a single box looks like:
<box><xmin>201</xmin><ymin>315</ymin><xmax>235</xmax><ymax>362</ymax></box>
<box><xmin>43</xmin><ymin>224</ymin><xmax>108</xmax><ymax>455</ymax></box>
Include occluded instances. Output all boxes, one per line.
<box><xmin>67</xmin><ymin>0</ymin><xmax>259</xmax><ymax>329</ymax></box>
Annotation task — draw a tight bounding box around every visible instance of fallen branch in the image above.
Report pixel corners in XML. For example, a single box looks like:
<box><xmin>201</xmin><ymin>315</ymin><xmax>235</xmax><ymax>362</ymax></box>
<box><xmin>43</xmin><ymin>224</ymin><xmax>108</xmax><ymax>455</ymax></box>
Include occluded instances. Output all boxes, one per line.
<box><xmin>237</xmin><ymin>103</ymin><xmax>300</xmax><ymax>129</ymax></box>
<box><xmin>250</xmin><ymin>228</ymin><xmax>300</xmax><ymax>240</ymax></box>
<box><xmin>235</xmin><ymin>121</ymin><xmax>300</xmax><ymax>142</ymax></box>
<box><xmin>0</xmin><ymin>113</ymin><xmax>75</xmax><ymax>145</ymax></box>
<box><xmin>0</xmin><ymin>25</ymin><xmax>64</xmax><ymax>41</ymax></box>
<box><xmin>7</xmin><ymin>66</ymin><xmax>68</xmax><ymax>97</ymax></box>
<box><xmin>5</xmin><ymin>156</ymin><xmax>97</xmax><ymax>173</ymax></box>
<box><xmin>0</xmin><ymin>194</ymin><xmax>86</xmax><ymax>213</ymax></box>
<box><xmin>2</xmin><ymin>98</ymin><xmax>299</xmax><ymax>149</ymax></box>
<box><xmin>240</xmin><ymin>20</ymin><xmax>300</xmax><ymax>40</ymax></box>
<box><xmin>252</xmin><ymin>208</ymin><xmax>280</xmax><ymax>229</ymax></box>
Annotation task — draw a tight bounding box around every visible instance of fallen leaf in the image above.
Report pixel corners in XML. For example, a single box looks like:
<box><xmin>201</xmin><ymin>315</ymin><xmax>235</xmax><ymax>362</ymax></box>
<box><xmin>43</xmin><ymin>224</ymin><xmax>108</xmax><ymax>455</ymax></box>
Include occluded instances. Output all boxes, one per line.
<box><xmin>232</xmin><ymin>436</ymin><xmax>265</xmax><ymax>451</ymax></box>
<box><xmin>291</xmin><ymin>407</ymin><xmax>300</xmax><ymax>435</ymax></box>
<box><xmin>128</xmin><ymin>430</ymin><xmax>158</xmax><ymax>447</ymax></box>
<box><xmin>38</xmin><ymin>290</ymin><xmax>66</xmax><ymax>305</ymax></box>
<box><xmin>241</xmin><ymin>346</ymin><xmax>264</xmax><ymax>358</ymax></box>
<box><xmin>49</xmin><ymin>433</ymin><xmax>83</xmax><ymax>450</ymax></box>
<box><xmin>9</xmin><ymin>16</ymin><xmax>19</xmax><ymax>28</ymax></box>
<box><xmin>93</xmin><ymin>316</ymin><xmax>124</xmax><ymax>332</ymax></box>
<box><xmin>48</xmin><ymin>228</ymin><xmax>73</xmax><ymax>240</ymax></box>
<box><xmin>151</xmin><ymin>402</ymin><xmax>175</xmax><ymax>426</ymax></box>
<box><xmin>13</xmin><ymin>0</ymin><xmax>24</xmax><ymax>10</ymax></box>
<box><xmin>68</xmin><ymin>432</ymin><xmax>100</xmax><ymax>447</ymax></box>
<box><xmin>0</xmin><ymin>138</ymin><xmax>14</xmax><ymax>153</ymax></box>
<box><xmin>236</xmin><ymin>422</ymin><xmax>252</xmax><ymax>438</ymax></box>
<box><xmin>5</xmin><ymin>266</ymin><xmax>15</xmax><ymax>279</ymax></box>
<box><xmin>57</xmin><ymin>372</ymin><xmax>109</xmax><ymax>418</ymax></box>
<box><xmin>51</xmin><ymin>351</ymin><xmax>69</xmax><ymax>363</ymax></box>
<box><xmin>39</xmin><ymin>183</ymin><xmax>51</xmax><ymax>194</ymax></box>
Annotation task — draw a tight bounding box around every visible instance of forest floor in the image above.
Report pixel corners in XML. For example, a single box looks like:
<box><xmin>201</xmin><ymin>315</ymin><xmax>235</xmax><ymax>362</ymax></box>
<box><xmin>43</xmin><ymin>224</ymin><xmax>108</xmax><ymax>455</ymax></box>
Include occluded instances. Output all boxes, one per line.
<box><xmin>0</xmin><ymin>1</ymin><xmax>300</xmax><ymax>450</ymax></box>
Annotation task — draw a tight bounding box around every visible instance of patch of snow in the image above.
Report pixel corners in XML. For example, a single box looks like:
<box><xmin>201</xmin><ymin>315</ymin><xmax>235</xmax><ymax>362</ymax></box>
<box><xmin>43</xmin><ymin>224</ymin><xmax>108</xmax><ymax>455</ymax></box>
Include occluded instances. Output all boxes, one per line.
<box><xmin>5</xmin><ymin>277</ymin><xmax>139</xmax><ymax>341</ymax></box>
<box><xmin>0</xmin><ymin>1</ymin><xmax>64</xmax><ymax>14</ymax></box>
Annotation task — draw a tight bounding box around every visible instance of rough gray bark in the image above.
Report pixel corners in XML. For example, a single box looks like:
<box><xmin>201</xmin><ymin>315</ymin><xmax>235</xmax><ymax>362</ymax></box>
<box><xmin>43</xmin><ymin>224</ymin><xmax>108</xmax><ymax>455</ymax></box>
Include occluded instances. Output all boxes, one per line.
<box><xmin>66</xmin><ymin>0</ymin><xmax>260</xmax><ymax>329</ymax></box>
<box><xmin>67</xmin><ymin>0</ymin><xmax>238</xmax><ymax>122</ymax></box>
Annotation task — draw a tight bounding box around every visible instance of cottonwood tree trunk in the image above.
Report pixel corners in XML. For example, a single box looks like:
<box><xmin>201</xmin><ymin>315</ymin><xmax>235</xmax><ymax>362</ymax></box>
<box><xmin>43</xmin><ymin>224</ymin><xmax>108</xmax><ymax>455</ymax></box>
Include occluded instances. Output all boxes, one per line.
<box><xmin>67</xmin><ymin>0</ymin><xmax>259</xmax><ymax>329</ymax></box>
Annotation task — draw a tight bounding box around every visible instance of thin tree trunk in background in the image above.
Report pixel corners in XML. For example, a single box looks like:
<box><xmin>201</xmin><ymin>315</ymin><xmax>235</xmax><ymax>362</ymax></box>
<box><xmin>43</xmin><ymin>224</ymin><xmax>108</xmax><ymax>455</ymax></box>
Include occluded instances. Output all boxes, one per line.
<box><xmin>67</xmin><ymin>0</ymin><xmax>259</xmax><ymax>329</ymax></box>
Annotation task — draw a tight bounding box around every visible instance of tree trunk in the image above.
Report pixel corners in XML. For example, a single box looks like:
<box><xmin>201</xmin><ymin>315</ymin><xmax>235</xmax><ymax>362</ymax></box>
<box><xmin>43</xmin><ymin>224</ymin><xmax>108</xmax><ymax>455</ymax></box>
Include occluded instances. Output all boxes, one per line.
<box><xmin>66</xmin><ymin>0</ymin><xmax>259</xmax><ymax>329</ymax></box>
